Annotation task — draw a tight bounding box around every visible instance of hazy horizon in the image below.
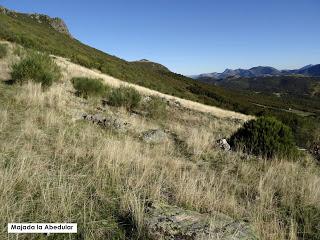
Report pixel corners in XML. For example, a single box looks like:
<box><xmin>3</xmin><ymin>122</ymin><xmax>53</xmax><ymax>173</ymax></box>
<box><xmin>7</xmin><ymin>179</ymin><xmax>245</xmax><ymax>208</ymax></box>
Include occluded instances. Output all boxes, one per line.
<box><xmin>2</xmin><ymin>0</ymin><xmax>320</xmax><ymax>75</ymax></box>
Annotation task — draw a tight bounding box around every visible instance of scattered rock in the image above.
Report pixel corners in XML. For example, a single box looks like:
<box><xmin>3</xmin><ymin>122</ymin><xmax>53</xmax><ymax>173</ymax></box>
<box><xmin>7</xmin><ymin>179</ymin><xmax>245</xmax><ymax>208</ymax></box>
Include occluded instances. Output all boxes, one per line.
<box><xmin>141</xmin><ymin>129</ymin><xmax>169</xmax><ymax>144</ymax></box>
<box><xmin>82</xmin><ymin>113</ymin><xmax>129</xmax><ymax>132</ymax></box>
<box><xmin>168</xmin><ymin>99</ymin><xmax>182</xmax><ymax>108</ymax></box>
<box><xmin>96</xmin><ymin>106</ymin><xmax>107</xmax><ymax>112</ymax></box>
<box><xmin>142</xmin><ymin>96</ymin><xmax>152</xmax><ymax>103</ymax></box>
<box><xmin>145</xmin><ymin>203</ymin><xmax>257</xmax><ymax>240</ymax></box>
<box><xmin>162</xmin><ymin>98</ymin><xmax>182</xmax><ymax>108</ymax></box>
<box><xmin>101</xmin><ymin>98</ymin><xmax>110</xmax><ymax>107</ymax></box>
<box><xmin>230</xmin><ymin>118</ymin><xmax>244</xmax><ymax>125</ymax></box>
<box><xmin>131</xmin><ymin>109</ymin><xmax>149</xmax><ymax>117</ymax></box>
<box><xmin>217</xmin><ymin>138</ymin><xmax>231</xmax><ymax>151</ymax></box>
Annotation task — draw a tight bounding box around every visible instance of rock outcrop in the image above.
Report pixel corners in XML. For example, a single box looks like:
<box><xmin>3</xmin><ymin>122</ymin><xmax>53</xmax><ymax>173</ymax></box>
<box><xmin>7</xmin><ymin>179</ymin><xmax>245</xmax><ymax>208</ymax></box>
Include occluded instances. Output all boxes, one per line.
<box><xmin>82</xmin><ymin>113</ymin><xmax>129</xmax><ymax>132</ymax></box>
<box><xmin>0</xmin><ymin>6</ymin><xmax>16</xmax><ymax>16</ymax></box>
<box><xmin>217</xmin><ymin>138</ymin><xmax>231</xmax><ymax>151</ymax></box>
<box><xmin>141</xmin><ymin>129</ymin><xmax>169</xmax><ymax>144</ymax></box>
<box><xmin>30</xmin><ymin>14</ymin><xmax>72</xmax><ymax>37</ymax></box>
<box><xmin>145</xmin><ymin>203</ymin><xmax>257</xmax><ymax>240</ymax></box>
<box><xmin>0</xmin><ymin>6</ymin><xmax>72</xmax><ymax>37</ymax></box>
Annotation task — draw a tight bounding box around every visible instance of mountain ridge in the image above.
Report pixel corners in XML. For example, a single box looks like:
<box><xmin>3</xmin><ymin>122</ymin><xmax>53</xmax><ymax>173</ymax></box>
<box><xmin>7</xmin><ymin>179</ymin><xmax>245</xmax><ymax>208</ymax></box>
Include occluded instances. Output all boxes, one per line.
<box><xmin>131</xmin><ymin>59</ymin><xmax>170</xmax><ymax>72</ymax></box>
<box><xmin>0</xmin><ymin>6</ymin><xmax>72</xmax><ymax>37</ymax></box>
<box><xmin>193</xmin><ymin>64</ymin><xmax>320</xmax><ymax>80</ymax></box>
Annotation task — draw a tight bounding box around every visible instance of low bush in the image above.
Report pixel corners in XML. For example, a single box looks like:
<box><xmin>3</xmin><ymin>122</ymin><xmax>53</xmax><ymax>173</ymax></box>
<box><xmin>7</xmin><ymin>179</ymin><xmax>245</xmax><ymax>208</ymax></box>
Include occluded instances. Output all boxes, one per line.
<box><xmin>107</xmin><ymin>86</ymin><xmax>141</xmax><ymax>110</ymax></box>
<box><xmin>11</xmin><ymin>52</ymin><xmax>61</xmax><ymax>87</ymax></box>
<box><xmin>141</xmin><ymin>96</ymin><xmax>167</xmax><ymax>120</ymax></box>
<box><xmin>229</xmin><ymin>117</ymin><xmax>297</xmax><ymax>158</ymax></box>
<box><xmin>71</xmin><ymin>77</ymin><xmax>109</xmax><ymax>98</ymax></box>
<box><xmin>0</xmin><ymin>43</ymin><xmax>8</xmax><ymax>59</ymax></box>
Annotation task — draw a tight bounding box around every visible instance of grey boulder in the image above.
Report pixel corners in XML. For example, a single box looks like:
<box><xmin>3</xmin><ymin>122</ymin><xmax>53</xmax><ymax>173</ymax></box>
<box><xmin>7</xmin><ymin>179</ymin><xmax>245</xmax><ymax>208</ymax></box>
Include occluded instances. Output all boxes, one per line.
<box><xmin>217</xmin><ymin>138</ymin><xmax>231</xmax><ymax>151</ymax></box>
<box><xmin>141</xmin><ymin>129</ymin><xmax>169</xmax><ymax>144</ymax></box>
<box><xmin>82</xmin><ymin>113</ymin><xmax>129</xmax><ymax>132</ymax></box>
<box><xmin>145</xmin><ymin>203</ymin><xmax>257</xmax><ymax>240</ymax></box>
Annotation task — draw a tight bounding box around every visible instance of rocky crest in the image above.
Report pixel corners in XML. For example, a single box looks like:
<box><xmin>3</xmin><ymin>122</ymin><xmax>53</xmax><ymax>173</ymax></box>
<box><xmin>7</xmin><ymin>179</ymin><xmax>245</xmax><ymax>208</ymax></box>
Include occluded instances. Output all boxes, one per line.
<box><xmin>30</xmin><ymin>14</ymin><xmax>71</xmax><ymax>37</ymax></box>
<box><xmin>0</xmin><ymin>6</ymin><xmax>72</xmax><ymax>37</ymax></box>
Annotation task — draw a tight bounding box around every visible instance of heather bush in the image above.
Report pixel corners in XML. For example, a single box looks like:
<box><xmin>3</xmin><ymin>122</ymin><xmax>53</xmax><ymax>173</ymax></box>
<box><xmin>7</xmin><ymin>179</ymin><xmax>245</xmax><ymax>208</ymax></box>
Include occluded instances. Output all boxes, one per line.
<box><xmin>71</xmin><ymin>77</ymin><xmax>109</xmax><ymax>98</ymax></box>
<box><xmin>11</xmin><ymin>52</ymin><xmax>61</xmax><ymax>87</ymax></box>
<box><xmin>229</xmin><ymin>117</ymin><xmax>297</xmax><ymax>158</ymax></box>
<box><xmin>141</xmin><ymin>96</ymin><xmax>167</xmax><ymax>120</ymax></box>
<box><xmin>107</xmin><ymin>86</ymin><xmax>141</xmax><ymax>110</ymax></box>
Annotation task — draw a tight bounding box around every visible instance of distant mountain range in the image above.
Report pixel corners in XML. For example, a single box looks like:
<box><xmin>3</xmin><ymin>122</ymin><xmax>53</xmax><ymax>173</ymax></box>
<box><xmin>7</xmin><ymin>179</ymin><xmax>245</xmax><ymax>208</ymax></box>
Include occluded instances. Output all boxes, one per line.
<box><xmin>192</xmin><ymin>65</ymin><xmax>320</xmax><ymax>80</ymax></box>
<box><xmin>190</xmin><ymin>65</ymin><xmax>320</xmax><ymax>98</ymax></box>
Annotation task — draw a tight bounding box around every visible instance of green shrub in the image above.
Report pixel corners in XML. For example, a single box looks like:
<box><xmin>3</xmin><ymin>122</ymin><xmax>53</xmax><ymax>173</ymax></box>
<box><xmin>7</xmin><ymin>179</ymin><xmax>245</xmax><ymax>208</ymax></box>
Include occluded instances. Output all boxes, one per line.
<box><xmin>107</xmin><ymin>86</ymin><xmax>141</xmax><ymax>110</ymax></box>
<box><xmin>71</xmin><ymin>77</ymin><xmax>109</xmax><ymax>98</ymax></box>
<box><xmin>229</xmin><ymin>117</ymin><xmax>297</xmax><ymax>158</ymax></box>
<box><xmin>0</xmin><ymin>43</ymin><xmax>8</xmax><ymax>59</ymax></box>
<box><xmin>11</xmin><ymin>52</ymin><xmax>61</xmax><ymax>87</ymax></box>
<box><xmin>141</xmin><ymin>96</ymin><xmax>167</xmax><ymax>120</ymax></box>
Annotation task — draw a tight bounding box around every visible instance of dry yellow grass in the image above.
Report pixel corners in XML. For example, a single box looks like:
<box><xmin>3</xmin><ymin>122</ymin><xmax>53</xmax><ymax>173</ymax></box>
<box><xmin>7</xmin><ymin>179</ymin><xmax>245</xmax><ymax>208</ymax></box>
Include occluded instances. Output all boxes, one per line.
<box><xmin>1</xmin><ymin>41</ymin><xmax>320</xmax><ymax>240</ymax></box>
<box><xmin>1</xmin><ymin>80</ymin><xmax>319</xmax><ymax>239</ymax></box>
<box><xmin>0</xmin><ymin>41</ymin><xmax>21</xmax><ymax>81</ymax></box>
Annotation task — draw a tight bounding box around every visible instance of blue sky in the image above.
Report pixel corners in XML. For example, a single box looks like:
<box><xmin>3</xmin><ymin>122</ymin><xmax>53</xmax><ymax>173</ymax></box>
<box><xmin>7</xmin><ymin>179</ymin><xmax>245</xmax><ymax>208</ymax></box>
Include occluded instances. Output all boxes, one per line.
<box><xmin>1</xmin><ymin>0</ymin><xmax>320</xmax><ymax>75</ymax></box>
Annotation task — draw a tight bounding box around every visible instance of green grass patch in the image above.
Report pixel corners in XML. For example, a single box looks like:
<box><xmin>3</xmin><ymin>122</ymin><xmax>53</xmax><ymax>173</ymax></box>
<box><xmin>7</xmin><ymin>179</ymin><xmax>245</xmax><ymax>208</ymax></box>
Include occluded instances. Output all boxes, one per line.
<box><xmin>11</xmin><ymin>51</ymin><xmax>61</xmax><ymax>87</ymax></box>
<box><xmin>71</xmin><ymin>77</ymin><xmax>109</xmax><ymax>98</ymax></box>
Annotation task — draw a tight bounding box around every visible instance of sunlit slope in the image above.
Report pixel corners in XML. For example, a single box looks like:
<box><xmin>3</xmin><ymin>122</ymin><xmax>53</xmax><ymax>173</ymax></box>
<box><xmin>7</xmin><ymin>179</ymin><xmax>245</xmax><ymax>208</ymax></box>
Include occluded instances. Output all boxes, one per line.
<box><xmin>0</xmin><ymin>8</ymin><xmax>271</xmax><ymax>114</ymax></box>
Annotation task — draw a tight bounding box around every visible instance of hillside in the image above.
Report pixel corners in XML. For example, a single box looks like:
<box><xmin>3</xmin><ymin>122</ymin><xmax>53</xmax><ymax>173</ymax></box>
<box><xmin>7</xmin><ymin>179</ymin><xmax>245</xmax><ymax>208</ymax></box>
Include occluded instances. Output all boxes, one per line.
<box><xmin>1</xmin><ymin>40</ymin><xmax>320</xmax><ymax>239</ymax></box>
<box><xmin>197</xmin><ymin>75</ymin><xmax>320</xmax><ymax>97</ymax></box>
<box><xmin>54</xmin><ymin>55</ymin><xmax>248</xmax><ymax>119</ymax></box>
<box><xmin>1</xmin><ymin>6</ymin><xmax>320</xmax><ymax>147</ymax></box>
<box><xmin>0</xmin><ymin>6</ymin><xmax>236</xmax><ymax>106</ymax></box>
<box><xmin>131</xmin><ymin>59</ymin><xmax>170</xmax><ymax>72</ymax></box>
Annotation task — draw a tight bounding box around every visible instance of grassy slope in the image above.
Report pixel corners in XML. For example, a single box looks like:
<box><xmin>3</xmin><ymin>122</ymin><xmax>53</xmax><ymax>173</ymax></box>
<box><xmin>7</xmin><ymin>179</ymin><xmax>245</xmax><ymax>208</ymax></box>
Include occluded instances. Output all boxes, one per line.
<box><xmin>1</xmin><ymin>77</ymin><xmax>320</xmax><ymax>239</ymax></box>
<box><xmin>0</xmin><ymin>43</ymin><xmax>319</xmax><ymax>239</ymax></box>
<box><xmin>0</xmin><ymin>9</ymin><xmax>319</xmax><ymax>147</ymax></box>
